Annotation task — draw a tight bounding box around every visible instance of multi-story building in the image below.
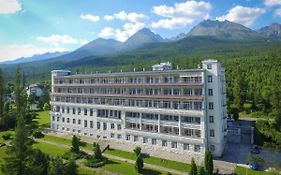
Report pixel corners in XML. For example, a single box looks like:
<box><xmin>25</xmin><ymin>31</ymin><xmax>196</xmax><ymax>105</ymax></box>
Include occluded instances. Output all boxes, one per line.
<box><xmin>50</xmin><ymin>59</ymin><xmax>227</xmax><ymax>161</ymax></box>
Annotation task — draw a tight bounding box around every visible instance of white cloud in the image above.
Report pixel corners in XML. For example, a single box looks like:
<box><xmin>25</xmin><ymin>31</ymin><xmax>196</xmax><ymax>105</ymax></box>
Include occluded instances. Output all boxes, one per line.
<box><xmin>80</xmin><ymin>13</ymin><xmax>100</xmax><ymax>22</ymax></box>
<box><xmin>264</xmin><ymin>0</ymin><xmax>281</xmax><ymax>6</ymax></box>
<box><xmin>0</xmin><ymin>44</ymin><xmax>66</xmax><ymax>61</ymax></box>
<box><xmin>98</xmin><ymin>22</ymin><xmax>145</xmax><ymax>42</ymax></box>
<box><xmin>37</xmin><ymin>34</ymin><xmax>78</xmax><ymax>46</ymax></box>
<box><xmin>104</xmin><ymin>15</ymin><xmax>114</xmax><ymax>21</ymax></box>
<box><xmin>151</xmin><ymin>0</ymin><xmax>212</xmax><ymax>29</ymax></box>
<box><xmin>216</xmin><ymin>6</ymin><xmax>265</xmax><ymax>27</ymax></box>
<box><xmin>98</xmin><ymin>27</ymin><xmax>115</xmax><ymax>38</ymax></box>
<box><xmin>104</xmin><ymin>11</ymin><xmax>148</xmax><ymax>23</ymax></box>
<box><xmin>0</xmin><ymin>0</ymin><xmax>21</xmax><ymax>14</ymax></box>
<box><xmin>275</xmin><ymin>8</ymin><xmax>281</xmax><ymax>16</ymax></box>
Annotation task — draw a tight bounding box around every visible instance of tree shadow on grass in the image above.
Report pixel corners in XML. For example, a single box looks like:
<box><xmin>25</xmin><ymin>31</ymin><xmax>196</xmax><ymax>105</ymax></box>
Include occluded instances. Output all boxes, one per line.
<box><xmin>140</xmin><ymin>168</ymin><xmax>162</xmax><ymax>175</ymax></box>
<box><xmin>105</xmin><ymin>159</ymin><xmax>120</xmax><ymax>165</ymax></box>
<box><xmin>79</xmin><ymin>141</ymin><xmax>87</xmax><ymax>147</ymax></box>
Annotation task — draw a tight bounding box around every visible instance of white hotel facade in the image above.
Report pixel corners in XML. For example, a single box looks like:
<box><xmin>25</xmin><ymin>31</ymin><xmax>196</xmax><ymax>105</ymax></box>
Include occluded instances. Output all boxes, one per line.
<box><xmin>50</xmin><ymin>60</ymin><xmax>227</xmax><ymax>160</ymax></box>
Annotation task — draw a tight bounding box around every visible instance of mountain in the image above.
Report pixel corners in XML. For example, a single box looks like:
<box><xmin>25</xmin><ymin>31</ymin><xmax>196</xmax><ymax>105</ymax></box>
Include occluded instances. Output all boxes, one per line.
<box><xmin>258</xmin><ymin>23</ymin><xmax>281</xmax><ymax>38</ymax></box>
<box><xmin>123</xmin><ymin>28</ymin><xmax>164</xmax><ymax>49</ymax></box>
<box><xmin>1</xmin><ymin>51</ymin><xmax>69</xmax><ymax>64</ymax></box>
<box><xmin>187</xmin><ymin>19</ymin><xmax>265</xmax><ymax>41</ymax></box>
<box><xmin>169</xmin><ymin>33</ymin><xmax>186</xmax><ymax>41</ymax></box>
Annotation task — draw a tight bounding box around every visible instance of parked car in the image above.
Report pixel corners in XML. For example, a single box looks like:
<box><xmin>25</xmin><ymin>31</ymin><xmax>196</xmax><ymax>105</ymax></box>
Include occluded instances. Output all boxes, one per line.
<box><xmin>251</xmin><ymin>145</ymin><xmax>260</xmax><ymax>154</ymax></box>
<box><xmin>249</xmin><ymin>163</ymin><xmax>259</xmax><ymax>170</ymax></box>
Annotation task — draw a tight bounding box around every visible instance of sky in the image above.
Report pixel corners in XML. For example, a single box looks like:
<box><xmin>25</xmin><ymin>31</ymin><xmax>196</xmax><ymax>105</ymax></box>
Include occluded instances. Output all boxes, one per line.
<box><xmin>0</xmin><ymin>0</ymin><xmax>281</xmax><ymax>61</ymax></box>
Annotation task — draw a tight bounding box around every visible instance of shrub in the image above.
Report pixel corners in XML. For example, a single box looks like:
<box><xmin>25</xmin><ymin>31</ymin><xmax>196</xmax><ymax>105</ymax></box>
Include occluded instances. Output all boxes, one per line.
<box><xmin>189</xmin><ymin>158</ymin><xmax>197</xmax><ymax>175</ymax></box>
<box><xmin>133</xmin><ymin>146</ymin><xmax>141</xmax><ymax>156</ymax></box>
<box><xmin>62</xmin><ymin>151</ymin><xmax>86</xmax><ymax>160</ymax></box>
<box><xmin>93</xmin><ymin>144</ymin><xmax>103</xmax><ymax>160</ymax></box>
<box><xmin>33</xmin><ymin>131</ymin><xmax>44</xmax><ymax>138</ymax></box>
<box><xmin>43</xmin><ymin>103</ymin><xmax>50</xmax><ymax>111</ymax></box>
<box><xmin>84</xmin><ymin>155</ymin><xmax>107</xmax><ymax>168</ymax></box>
<box><xmin>2</xmin><ymin>133</ymin><xmax>12</xmax><ymax>140</ymax></box>
<box><xmin>135</xmin><ymin>154</ymin><xmax>144</xmax><ymax>173</ymax></box>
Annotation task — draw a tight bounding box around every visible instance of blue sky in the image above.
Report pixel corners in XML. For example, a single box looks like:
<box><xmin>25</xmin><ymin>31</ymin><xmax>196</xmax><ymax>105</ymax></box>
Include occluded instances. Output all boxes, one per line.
<box><xmin>0</xmin><ymin>0</ymin><xmax>281</xmax><ymax>61</ymax></box>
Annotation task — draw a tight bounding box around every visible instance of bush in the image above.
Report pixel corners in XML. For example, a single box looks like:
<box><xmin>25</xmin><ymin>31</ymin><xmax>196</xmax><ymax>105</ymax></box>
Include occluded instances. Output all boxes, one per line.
<box><xmin>33</xmin><ymin>131</ymin><xmax>44</xmax><ymax>138</ymax></box>
<box><xmin>62</xmin><ymin>151</ymin><xmax>87</xmax><ymax>160</ymax></box>
<box><xmin>133</xmin><ymin>146</ymin><xmax>141</xmax><ymax>156</ymax></box>
<box><xmin>43</xmin><ymin>103</ymin><xmax>50</xmax><ymax>111</ymax></box>
<box><xmin>2</xmin><ymin>133</ymin><xmax>12</xmax><ymax>140</ymax></box>
<box><xmin>84</xmin><ymin>155</ymin><xmax>107</xmax><ymax>168</ymax></box>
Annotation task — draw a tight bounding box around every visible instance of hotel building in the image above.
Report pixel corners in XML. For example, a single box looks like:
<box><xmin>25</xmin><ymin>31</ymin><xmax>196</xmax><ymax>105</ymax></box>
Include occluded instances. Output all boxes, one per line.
<box><xmin>50</xmin><ymin>60</ymin><xmax>227</xmax><ymax>160</ymax></box>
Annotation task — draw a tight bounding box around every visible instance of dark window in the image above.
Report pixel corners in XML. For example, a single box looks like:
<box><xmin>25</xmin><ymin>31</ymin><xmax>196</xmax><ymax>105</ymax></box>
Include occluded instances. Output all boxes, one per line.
<box><xmin>209</xmin><ymin>116</ymin><xmax>214</xmax><ymax>123</ymax></box>
<box><xmin>208</xmin><ymin>75</ymin><xmax>213</xmax><ymax>83</ymax></box>
<box><xmin>208</xmin><ymin>89</ymin><xmax>213</xmax><ymax>96</ymax></box>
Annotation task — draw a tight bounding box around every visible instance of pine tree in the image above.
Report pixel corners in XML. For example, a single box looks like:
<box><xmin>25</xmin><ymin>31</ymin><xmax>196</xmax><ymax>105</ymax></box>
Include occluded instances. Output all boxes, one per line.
<box><xmin>1</xmin><ymin>115</ymin><xmax>33</xmax><ymax>175</ymax></box>
<box><xmin>205</xmin><ymin>151</ymin><xmax>214</xmax><ymax>175</ymax></box>
<box><xmin>64</xmin><ymin>159</ymin><xmax>78</xmax><ymax>175</ymax></box>
<box><xmin>71</xmin><ymin>135</ymin><xmax>80</xmax><ymax>153</ymax></box>
<box><xmin>199</xmin><ymin>166</ymin><xmax>206</xmax><ymax>175</ymax></box>
<box><xmin>189</xmin><ymin>158</ymin><xmax>197</xmax><ymax>175</ymax></box>
<box><xmin>14</xmin><ymin>66</ymin><xmax>23</xmax><ymax>114</ymax></box>
<box><xmin>48</xmin><ymin>157</ymin><xmax>65</xmax><ymax>175</ymax></box>
<box><xmin>0</xmin><ymin>69</ymin><xmax>5</xmax><ymax>117</ymax></box>
<box><xmin>135</xmin><ymin>154</ymin><xmax>144</xmax><ymax>173</ymax></box>
<box><xmin>93</xmin><ymin>143</ymin><xmax>102</xmax><ymax>160</ymax></box>
<box><xmin>133</xmin><ymin>146</ymin><xmax>141</xmax><ymax>156</ymax></box>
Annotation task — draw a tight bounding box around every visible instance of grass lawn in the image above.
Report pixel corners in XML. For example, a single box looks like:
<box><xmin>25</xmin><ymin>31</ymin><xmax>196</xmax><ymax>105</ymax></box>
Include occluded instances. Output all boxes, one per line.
<box><xmin>35</xmin><ymin>110</ymin><xmax>50</xmax><ymax>129</ymax></box>
<box><xmin>235</xmin><ymin>166</ymin><xmax>268</xmax><ymax>175</ymax></box>
<box><xmin>33</xmin><ymin>141</ymin><xmax>67</xmax><ymax>156</ymax></box>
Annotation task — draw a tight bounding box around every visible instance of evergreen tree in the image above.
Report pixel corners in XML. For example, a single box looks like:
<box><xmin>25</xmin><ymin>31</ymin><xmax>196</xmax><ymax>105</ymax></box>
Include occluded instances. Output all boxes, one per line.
<box><xmin>133</xmin><ymin>146</ymin><xmax>141</xmax><ymax>156</ymax></box>
<box><xmin>1</xmin><ymin>115</ymin><xmax>33</xmax><ymax>175</ymax></box>
<box><xmin>26</xmin><ymin>149</ymin><xmax>50</xmax><ymax>175</ymax></box>
<box><xmin>38</xmin><ymin>87</ymin><xmax>50</xmax><ymax>111</ymax></box>
<box><xmin>93</xmin><ymin>143</ymin><xmax>102</xmax><ymax>160</ymax></box>
<box><xmin>0</xmin><ymin>69</ymin><xmax>5</xmax><ymax>117</ymax></box>
<box><xmin>48</xmin><ymin>157</ymin><xmax>65</xmax><ymax>175</ymax></box>
<box><xmin>189</xmin><ymin>158</ymin><xmax>197</xmax><ymax>175</ymax></box>
<box><xmin>64</xmin><ymin>159</ymin><xmax>78</xmax><ymax>175</ymax></box>
<box><xmin>205</xmin><ymin>151</ymin><xmax>214</xmax><ymax>175</ymax></box>
<box><xmin>14</xmin><ymin>66</ymin><xmax>23</xmax><ymax>114</ymax></box>
<box><xmin>135</xmin><ymin>154</ymin><xmax>144</xmax><ymax>173</ymax></box>
<box><xmin>199</xmin><ymin>166</ymin><xmax>206</xmax><ymax>175</ymax></box>
<box><xmin>71</xmin><ymin>135</ymin><xmax>80</xmax><ymax>153</ymax></box>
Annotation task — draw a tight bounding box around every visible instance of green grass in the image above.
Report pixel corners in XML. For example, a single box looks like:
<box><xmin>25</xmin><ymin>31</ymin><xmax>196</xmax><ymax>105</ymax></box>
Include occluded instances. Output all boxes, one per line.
<box><xmin>235</xmin><ymin>166</ymin><xmax>268</xmax><ymax>175</ymax></box>
<box><xmin>33</xmin><ymin>141</ymin><xmax>67</xmax><ymax>156</ymax></box>
<box><xmin>105</xmin><ymin>148</ymin><xmax>190</xmax><ymax>172</ymax></box>
<box><xmin>78</xmin><ymin>167</ymin><xmax>101</xmax><ymax>175</ymax></box>
<box><xmin>35</xmin><ymin>110</ymin><xmax>50</xmax><ymax>129</ymax></box>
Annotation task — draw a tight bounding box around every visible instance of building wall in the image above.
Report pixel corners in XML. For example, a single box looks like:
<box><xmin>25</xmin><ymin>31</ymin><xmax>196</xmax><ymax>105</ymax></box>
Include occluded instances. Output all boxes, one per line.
<box><xmin>50</xmin><ymin>60</ymin><xmax>226</xmax><ymax>161</ymax></box>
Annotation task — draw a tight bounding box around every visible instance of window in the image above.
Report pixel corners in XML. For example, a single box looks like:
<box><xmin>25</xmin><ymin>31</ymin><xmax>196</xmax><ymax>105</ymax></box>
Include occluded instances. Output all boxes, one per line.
<box><xmin>110</xmin><ymin>133</ymin><xmax>115</xmax><ymax>138</ymax></box>
<box><xmin>72</xmin><ymin>108</ymin><xmax>76</xmax><ymax>114</ymax></box>
<box><xmin>207</xmin><ymin>64</ymin><xmax>212</xmax><ymax>69</ymax></box>
<box><xmin>152</xmin><ymin>138</ymin><xmax>157</xmax><ymax>145</ymax></box>
<box><xmin>56</xmin><ymin>117</ymin><xmax>60</xmax><ymax>121</ymax></box>
<box><xmin>67</xmin><ymin>118</ymin><xmax>70</xmax><ymax>123</ymax></box>
<box><xmin>194</xmin><ymin>145</ymin><xmax>201</xmax><ymax>152</ymax></box>
<box><xmin>143</xmin><ymin>137</ymin><xmax>148</xmax><ymax>143</ymax></box>
<box><xmin>171</xmin><ymin>142</ymin><xmax>177</xmax><ymax>148</ymax></box>
<box><xmin>162</xmin><ymin>140</ymin><xmax>167</xmax><ymax>147</ymax></box>
<box><xmin>210</xmin><ymin>129</ymin><xmax>215</xmax><ymax>137</ymax></box>
<box><xmin>209</xmin><ymin>102</ymin><xmax>214</xmax><ymax>110</ymax></box>
<box><xmin>208</xmin><ymin>89</ymin><xmax>213</xmax><ymax>96</ymax></box>
<box><xmin>117</xmin><ymin>134</ymin><xmax>122</xmax><ymax>139</ymax></box>
<box><xmin>209</xmin><ymin>116</ymin><xmax>214</xmax><ymax>123</ymax></box>
<box><xmin>90</xmin><ymin>109</ymin><xmax>93</xmax><ymax>116</ymax></box>
<box><xmin>78</xmin><ymin>119</ymin><xmax>81</xmax><ymax>125</ymax></box>
<box><xmin>90</xmin><ymin>121</ymin><xmax>93</xmax><ymax>128</ymax></box>
<box><xmin>111</xmin><ymin>123</ymin><xmax>115</xmax><ymax>129</ymax></box>
<box><xmin>103</xmin><ymin>122</ymin><xmax>107</xmax><ymax>130</ymax></box>
<box><xmin>84</xmin><ymin>108</ymin><xmax>87</xmax><ymax>115</ymax></box>
<box><xmin>73</xmin><ymin>119</ymin><xmax>76</xmax><ymax>124</ymax></box>
<box><xmin>84</xmin><ymin>120</ymin><xmax>87</xmax><ymax>127</ymax></box>
<box><xmin>52</xmin><ymin>116</ymin><xmax>55</xmax><ymax>121</ymax></box>
<box><xmin>78</xmin><ymin>108</ymin><xmax>81</xmax><ymax>115</ymax></box>
<box><xmin>62</xmin><ymin>117</ymin><xmax>65</xmax><ymax>122</ymax></box>
<box><xmin>183</xmin><ymin>143</ymin><xmax>189</xmax><ymax>150</ymax></box>
<box><xmin>126</xmin><ymin>135</ymin><xmax>131</xmax><ymax>141</ymax></box>
<box><xmin>134</xmin><ymin>136</ymin><xmax>138</xmax><ymax>142</ymax></box>
<box><xmin>117</xmin><ymin>124</ymin><xmax>121</xmax><ymax>130</ymax></box>
<box><xmin>207</xmin><ymin>75</ymin><xmax>213</xmax><ymax>83</ymax></box>
<box><xmin>97</xmin><ymin>122</ymin><xmax>100</xmax><ymax>129</ymax></box>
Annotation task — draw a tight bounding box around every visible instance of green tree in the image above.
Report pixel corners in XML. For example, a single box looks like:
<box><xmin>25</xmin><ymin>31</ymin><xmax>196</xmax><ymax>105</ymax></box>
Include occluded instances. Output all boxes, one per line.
<box><xmin>64</xmin><ymin>159</ymin><xmax>78</xmax><ymax>175</ymax></box>
<box><xmin>43</xmin><ymin>103</ymin><xmax>50</xmax><ymax>111</ymax></box>
<box><xmin>93</xmin><ymin>143</ymin><xmax>102</xmax><ymax>160</ymax></box>
<box><xmin>199</xmin><ymin>167</ymin><xmax>206</xmax><ymax>175</ymax></box>
<box><xmin>48</xmin><ymin>157</ymin><xmax>65</xmax><ymax>175</ymax></box>
<box><xmin>71</xmin><ymin>135</ymin><xmax>80</xmax><ymax>153</ymax></box>
<box><xmin>1</xmin><ymin>115</ymin><xmax>33</xmax><ymax>175</ymax></box>
<box><xmin>26</xmin><ymin>149</ymin><xmax>50</xmax><ymax>175</ymax></box>
<box><xmin>0</xmin><ymin>69</ymin><xmax>5</xmax><ymax>117</ymax></box>
<box><xmin>14</xmin><ymin>66</ymin><xmax>24</xmax><ymax>114</ymax></box>
<box><xmin>38</xmin><ymin>87</ymin><xmax>50</xmax><ymax>111</ymax></box>
<box><xmin>135</xmin><ymin>154</ymin><xmax>144</xmax><ymax>173</ymax></box>
<box><xmin>133</xmin><ymin>146</ymin><xmax>141</xmax><ymax>156</ymax></box>
<box><xmin>205</xmin><ymin>151</ymin><xmax>214</xmax><ymax>175</ymax></box>
<box><xmin>190</xmin><ymin>158</ymin><xmax>197</xmax><ymax>175</ymax></box>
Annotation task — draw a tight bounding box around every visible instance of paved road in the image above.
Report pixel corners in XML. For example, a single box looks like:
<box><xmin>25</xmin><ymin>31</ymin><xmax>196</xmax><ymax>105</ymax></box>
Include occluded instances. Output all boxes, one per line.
<box><xmin>36</xmin><ymin>139</ymin><xmax>188</xmax><ymax>175</ymax></box>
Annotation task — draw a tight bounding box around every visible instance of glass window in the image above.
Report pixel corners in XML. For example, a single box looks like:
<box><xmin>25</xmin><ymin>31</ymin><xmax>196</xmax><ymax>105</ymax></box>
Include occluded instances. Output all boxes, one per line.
<box><xmin>209</xmin><ymin>116</ymin><xmax>214</xmax><ymax>123</ymax></box>
<box><xmin>207</xmin><ymin>64</ymin><xmax>212</xmax><ymax>69</ymax></box>
<box><xmin>208</xmin><ymin>75</ymin><xmax>213</xmax><ymax>83</ymax></box>
<box><xmin>209</xmin><ymin>102</ymin><xmax>214</xmax><ymax>110</ymax></box>
<box><xmin>210</xmin><ymin>129</ymin><xmax>215</xmax><ymax>137</ymax></box>
<box><xmin>111</xmin><ymin>123</ymin><xmax>115</xmax><ymax>129</ymax></box>
<box><xmin>183</xmin><ymin>143</ymin><xmax>189</xmax><ymax>150</ymax></box>
<box><xmin>194</xmin><ymin>145</ymin><xmax>201</xmax><ymax>152</ymax></box>
<box><xmin>143</xmin><ymin>137</ymin><xmax>148</xmax><ymax>143</ymax></box>
<box><xmin>152</xmin><ymin>138</ymin><xmax>157</xmax><ymax>145</ymax></box>
<box><xmin>97</xmin><ymin>122</ymin><xmax>100</xmax><ymax>129</ymax></box>
<box><xmin>134</xmin><ymin>136</ymin><xmax>138</xmax><ymax>142</ymax></box>
<box><xmin>171</xmin><ymin>142</ymin><xmax>177</xmax><ymax>148</ymax></box>
<box><xmin>90</xmin><ymin>121</ymin><xmax>93</xmax><ymax>128</ymax></box>
<box><xmin>126</xmin><ymin>135</ymin><xmax>130</xmax><ymax>141</ymax></box>
<box><xmin>110</xmin><ymin>133</ymin><xmax>115</xmax><ymax>138</ymax></box>
<box><xmin>162</xmin><ymin>140</ymin><xmax>167</xmax><ymax>147</ymax></box>
<box><xmin>208</xmin><ymin>89</ymin><xmax>213</xmax><ymax>96</ymax></box>
<box><xmin>84</xmin><ymin>120</ymin><xmax>87</xmax><ymax>127</ymax></box>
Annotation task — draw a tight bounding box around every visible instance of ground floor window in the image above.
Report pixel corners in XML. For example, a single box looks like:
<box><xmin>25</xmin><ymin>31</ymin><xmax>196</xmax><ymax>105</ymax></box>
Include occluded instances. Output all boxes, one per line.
<box><xmin>143</xmin><ymin>137</ymin><xmax>148</xmax><ymax>143</ymax></box>
<box><xmin>152</xmin><ymin>138</ymin><xmax>157</xmax><ymax>145</ymax></box>
<box><xmin>171</xmin><ymin>142</ymin><xmax>177</xmax><ymax>148</ymax></box>
<box><xmin>126</xmin><ymin>135</ymin><xmax>130</xmax><ymax>141</ymax></box>
<box><xmin>162</xmin><ymin>140</ymin><xmax>167</xmax><ymax>147</ymax></box>
<box><xmin>194</xmin><ymin>145</ymin><xmax>201</xmax><ymax>152</ymax></box>
<box><xmin>183</xmin><ymin>143</ymin><xmax>189</xmax><ymax>150</ymax></box>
